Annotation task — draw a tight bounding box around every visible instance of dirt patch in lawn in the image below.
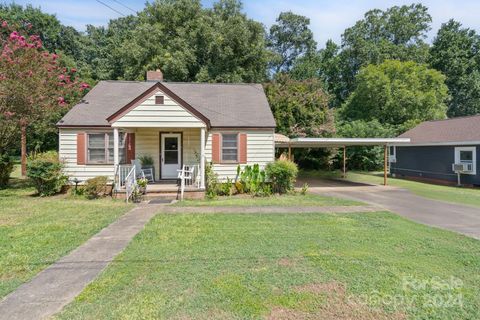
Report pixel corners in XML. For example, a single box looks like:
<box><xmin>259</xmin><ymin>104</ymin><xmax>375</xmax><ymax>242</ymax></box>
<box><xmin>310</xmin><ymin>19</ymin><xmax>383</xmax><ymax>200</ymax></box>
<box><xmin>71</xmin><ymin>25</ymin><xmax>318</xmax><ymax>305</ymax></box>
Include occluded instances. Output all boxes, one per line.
<box><xmin>266</xmin><ymin>281</ymin><xmax>406</xmax><ymax>320</ymax></box>
<box><xmin>277</xmin><ymin>257</ymin><xmax>296</xmax><ymax>267</ymax></box>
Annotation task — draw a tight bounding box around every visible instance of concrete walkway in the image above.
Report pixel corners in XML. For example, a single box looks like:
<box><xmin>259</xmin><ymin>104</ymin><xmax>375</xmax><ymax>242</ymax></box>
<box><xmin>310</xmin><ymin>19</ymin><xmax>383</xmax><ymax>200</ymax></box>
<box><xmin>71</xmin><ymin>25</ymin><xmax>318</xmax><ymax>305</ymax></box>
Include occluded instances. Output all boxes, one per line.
<box><xmin>313</xmin><ymin>187</ymin><xmax>480</xmax><ymax>240</ymax></box>
<box><xmin>161</xmin><ymin>205</ymin><xmax>380</xmax><ymax>214</ymax></box>
<box><xmin>0</xmin><ymin>204</ymin><xmax>163</xmax><ymax>320</ymax></box>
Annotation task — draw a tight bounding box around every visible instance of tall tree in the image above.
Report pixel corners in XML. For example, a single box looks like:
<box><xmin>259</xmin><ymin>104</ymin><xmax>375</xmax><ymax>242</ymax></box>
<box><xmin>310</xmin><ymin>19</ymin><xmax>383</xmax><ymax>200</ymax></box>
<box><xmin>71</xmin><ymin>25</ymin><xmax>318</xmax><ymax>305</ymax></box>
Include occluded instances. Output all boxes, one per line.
<box><xmin>267</xmin><ymin>11</ymin><xmax>316</xmax><ymax>74</ymax></box>
<box><xmin>340</xmin><ymin>60</ymin><xmax>448</xmax><ymax>132</ymax></box>
<box><xmin>0</xmin><ymin>22</ymin><xmax>88</xmax><ymax>175</ymax></box>
<box><xmin>98</xmin><ymin>0</ymin><xmax>268</xmax><ymax>82</ymax></box>
<box><xmin>264</xmin><ymin>74</ymin><xmax>334</xmax><ymax>169</ymax></box>
<box><xmin>264</xmin><ymin>74</ymin><xmax>333</xmax><ymax>137</ymax></box>
<box><xmin>430</xmin><ymin>20</ymin><xmax>480</xmax><ymax>117</ymax></box>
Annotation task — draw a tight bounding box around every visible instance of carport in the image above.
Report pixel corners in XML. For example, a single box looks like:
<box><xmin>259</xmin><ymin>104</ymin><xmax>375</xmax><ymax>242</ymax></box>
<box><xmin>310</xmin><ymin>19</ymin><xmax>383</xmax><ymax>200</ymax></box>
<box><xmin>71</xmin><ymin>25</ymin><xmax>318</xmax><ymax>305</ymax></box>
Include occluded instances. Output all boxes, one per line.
<box><xmin>274</xmin><ymin>135</ymin><xmax>410</xmax><ymax>186</ymax></box>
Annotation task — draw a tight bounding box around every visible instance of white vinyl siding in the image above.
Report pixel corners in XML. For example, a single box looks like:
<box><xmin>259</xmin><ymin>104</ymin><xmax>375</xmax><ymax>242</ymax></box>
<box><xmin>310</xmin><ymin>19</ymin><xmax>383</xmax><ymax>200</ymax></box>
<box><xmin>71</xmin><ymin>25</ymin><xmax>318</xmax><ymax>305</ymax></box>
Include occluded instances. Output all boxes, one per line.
<box><xmin>205</xmin><ymin>129</ymin><xmax>275</xmax><ymax>181</ymax></box>
<box><xmin>59</xmin><ymin>128</ymin><xmax>115</xmax><ymax>182</ymax></box>
<box><xmin>111</xmin><ymin>90</ymin><xmax>206</xmax><ymax>128</ymax></box>
<box><xmin>135</xmin><ymin>128</ymin><xmax>201</xmax><ymax>180</ymax></box>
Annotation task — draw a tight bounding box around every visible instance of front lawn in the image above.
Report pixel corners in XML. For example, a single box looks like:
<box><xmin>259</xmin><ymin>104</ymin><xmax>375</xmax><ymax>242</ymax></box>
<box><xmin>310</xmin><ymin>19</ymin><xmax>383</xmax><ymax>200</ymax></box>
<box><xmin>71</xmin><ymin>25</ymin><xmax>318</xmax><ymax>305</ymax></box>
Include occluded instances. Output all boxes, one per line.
<box><xmin>58</xmin><ymin>211</ymin><xmax>480</xmax><ymax>319</ymax></box>
<box><xmin>302</xmin><ymin>170</ymin><xmax>480</xmax><ymax>208</ymax></box>
<box><xmin>175</xmin><ymin>193</ymin><xmax>361</xmax><ymax>207</ymax></box>
<box><xmin>0</xmin><ymin>172</ymin><xmax>132</xmax><ymax>298</ymax></box>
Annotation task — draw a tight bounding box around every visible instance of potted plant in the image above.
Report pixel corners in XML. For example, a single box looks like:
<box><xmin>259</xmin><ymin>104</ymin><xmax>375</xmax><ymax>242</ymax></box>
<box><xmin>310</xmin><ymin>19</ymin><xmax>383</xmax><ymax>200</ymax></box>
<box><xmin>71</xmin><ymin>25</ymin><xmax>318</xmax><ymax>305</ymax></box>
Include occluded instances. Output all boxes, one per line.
<box><xmin>138</xmin><ymin>155</ymin><xmax>154</xmax><ymax>179</ymax></box>
<box><xmin>137</xmin><ymin>178</ymin><xmax>148</xmax><ymax>195</ymax></box>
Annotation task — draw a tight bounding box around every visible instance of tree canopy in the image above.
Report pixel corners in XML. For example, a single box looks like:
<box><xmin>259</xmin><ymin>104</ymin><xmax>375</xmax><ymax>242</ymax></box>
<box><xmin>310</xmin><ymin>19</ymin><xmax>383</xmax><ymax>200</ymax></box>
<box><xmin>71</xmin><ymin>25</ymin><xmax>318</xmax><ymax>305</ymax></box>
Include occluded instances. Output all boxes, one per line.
<box><xmin>267</xmin><ymin>11</ymin><xmax>316</xmax><ymax>74</ymax></box>
<box><xmin>340</xmin><ymin>60</ymin><xmax>449</xmax><ymax>132</ymax></box>
<box><xmin>430</xmin><ymin>19</ymin><xmax>480</xmax><ymax>117</ymax></box>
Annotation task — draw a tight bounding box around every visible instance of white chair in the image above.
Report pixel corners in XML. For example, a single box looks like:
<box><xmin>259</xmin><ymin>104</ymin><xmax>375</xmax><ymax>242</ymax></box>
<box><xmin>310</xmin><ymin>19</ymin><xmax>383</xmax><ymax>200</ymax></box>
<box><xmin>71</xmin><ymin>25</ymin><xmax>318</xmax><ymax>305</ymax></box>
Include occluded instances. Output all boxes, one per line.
<box><xmin>131</xmin><ymin>159</ymin><xmax>154</xmax><ymax>182</ymax></box>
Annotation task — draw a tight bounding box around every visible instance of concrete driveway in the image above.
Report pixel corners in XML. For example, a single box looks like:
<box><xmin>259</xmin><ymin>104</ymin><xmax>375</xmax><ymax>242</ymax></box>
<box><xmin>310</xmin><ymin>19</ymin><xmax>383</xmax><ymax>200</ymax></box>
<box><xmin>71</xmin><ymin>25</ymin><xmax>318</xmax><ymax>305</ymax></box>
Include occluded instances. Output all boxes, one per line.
<box><xmin>302</xmin><ymin>178</ymin><xmax>480</xmax><ymax>240</ymax></box>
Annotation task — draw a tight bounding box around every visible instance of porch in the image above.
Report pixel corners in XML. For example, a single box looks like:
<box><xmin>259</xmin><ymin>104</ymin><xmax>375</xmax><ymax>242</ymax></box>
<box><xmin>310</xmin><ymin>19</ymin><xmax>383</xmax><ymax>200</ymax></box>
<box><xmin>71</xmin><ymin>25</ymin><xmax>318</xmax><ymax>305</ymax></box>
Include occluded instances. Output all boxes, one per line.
<box><xmin>112</xmin><ymin>127</ymin><xmax>206</xmax><ymax>193</ymax></box>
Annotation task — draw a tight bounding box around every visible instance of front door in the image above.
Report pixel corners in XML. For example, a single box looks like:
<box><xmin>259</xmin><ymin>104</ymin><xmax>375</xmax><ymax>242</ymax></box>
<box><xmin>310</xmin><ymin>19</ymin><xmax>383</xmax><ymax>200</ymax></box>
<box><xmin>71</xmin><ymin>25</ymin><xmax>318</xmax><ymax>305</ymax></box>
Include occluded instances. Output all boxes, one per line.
<box><xmin>161</xmin><ymin>133</ymin><xmax>182</xmax><ymax>179</ymax></box>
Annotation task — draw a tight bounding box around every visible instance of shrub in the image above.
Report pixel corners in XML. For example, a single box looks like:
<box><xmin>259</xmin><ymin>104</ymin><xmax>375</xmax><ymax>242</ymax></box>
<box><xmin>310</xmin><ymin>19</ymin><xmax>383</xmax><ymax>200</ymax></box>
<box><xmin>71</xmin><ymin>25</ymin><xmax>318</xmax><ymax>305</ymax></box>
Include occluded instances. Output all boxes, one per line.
<box><xmin>205</xmin><ymin>162</ymin><xmax>219</xmax><ymax>199</ymax></box>
<box><xmin>265</xmin><ymin>160</ymin><xmax>298</xmax><ymax>194</ymax></box>
<box><xmin>84</xmin><ymin>176</ymin><xmax>109</xmax><ymax>199</ymax></box>
<box><xmin>27</xmin><ymin>151</ymin><xmax>67</xmax><ymax>196</ymax></box>
<box><xmin>235</xmin><ymin>164</ymin><xmax>272</xmax><ymax>197</ymax></box>
<box><xmin>0</xmin><ymin>154</ymin><xmax>14</xmax><ymax>189</ymax></box>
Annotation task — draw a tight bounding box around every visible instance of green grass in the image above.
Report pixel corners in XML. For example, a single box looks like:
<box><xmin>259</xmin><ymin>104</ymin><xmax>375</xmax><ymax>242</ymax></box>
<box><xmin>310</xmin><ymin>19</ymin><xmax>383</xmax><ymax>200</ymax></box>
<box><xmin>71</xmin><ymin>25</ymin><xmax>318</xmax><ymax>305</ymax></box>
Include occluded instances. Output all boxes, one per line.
<box><xmin>175</xmin><ymin>193</ymin><xmax>361</xmax><ymax>207</ymax></box>
<box><xmin>58</xmin><ymin>212</ymin><xmax>480</xmax><ymax>319</ymax></box>
<box><xmin>0</xmin><ymin>168</ymin><xmax>132</xmax><ymax>298</ymax></box>
<box><xmin>302</xmin><ymin>170</ymin><xmax>480</xmax><ymax>208</ymax></box>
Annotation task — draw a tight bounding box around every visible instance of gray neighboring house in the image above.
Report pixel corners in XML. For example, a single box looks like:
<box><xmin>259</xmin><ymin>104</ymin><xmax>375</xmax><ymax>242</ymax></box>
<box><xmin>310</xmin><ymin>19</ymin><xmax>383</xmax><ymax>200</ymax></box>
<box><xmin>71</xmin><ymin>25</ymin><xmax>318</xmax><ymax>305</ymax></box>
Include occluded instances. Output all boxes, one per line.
<box><xmin>57</xmin><ymin>71</ymin><xmax>276</xmax><ymax>189</ymax></box>
<box><xmin>391</xmin><ymin>115</ymin><xmax>480</xmax><ymax>186</ymax></box>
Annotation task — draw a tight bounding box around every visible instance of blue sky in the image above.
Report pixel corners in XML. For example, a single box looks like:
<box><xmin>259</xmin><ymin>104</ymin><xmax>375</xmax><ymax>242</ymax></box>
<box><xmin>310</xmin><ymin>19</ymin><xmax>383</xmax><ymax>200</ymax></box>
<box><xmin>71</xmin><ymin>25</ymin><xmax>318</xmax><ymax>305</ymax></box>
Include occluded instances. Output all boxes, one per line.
<box><xmin>6</xmin><ymin>0</ymin><xmax>480</xmax><ymax>47</ymax></box>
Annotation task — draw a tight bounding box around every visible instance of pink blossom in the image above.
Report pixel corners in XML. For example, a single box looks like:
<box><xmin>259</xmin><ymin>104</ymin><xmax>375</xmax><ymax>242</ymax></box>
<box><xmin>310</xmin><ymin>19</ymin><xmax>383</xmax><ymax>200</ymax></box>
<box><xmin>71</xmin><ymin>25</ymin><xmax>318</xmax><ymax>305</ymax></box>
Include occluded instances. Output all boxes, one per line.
<box><xmin>71</xmin><ymin>68</ymin><xmax>77</xmax><ymax>73</ymax></box>
<box><xmin>1</xmin><ymin>21</ymin><xmax>7</xmax><ymax>28</ymax></box>
<box><xmin>51</xmin><ymin>53</ymin><xmax>58</xmax><ymax>60</ymax></box>
<box><xmin>80</xmin><ymin>82</ymin><xmax>90</xmax><ymax>89</ymax></box>
<box><xmin>58</xmin><ymin>74</ymin><xmax>65</xmax><ymax>80</ymax></box>
<box><xmin>3</xmin><ymin>111</ymin><xmax>15</xmax><ymax>118</ymax></box>
<box><xmin>9</xmin><ymin>31</ymin><xmax>19</xmax><ymax>40</ymax></box>
<box><xmin>57</xmin><ymin>97</ymin><xmax>66</xmax><ymax>105</ymax></box>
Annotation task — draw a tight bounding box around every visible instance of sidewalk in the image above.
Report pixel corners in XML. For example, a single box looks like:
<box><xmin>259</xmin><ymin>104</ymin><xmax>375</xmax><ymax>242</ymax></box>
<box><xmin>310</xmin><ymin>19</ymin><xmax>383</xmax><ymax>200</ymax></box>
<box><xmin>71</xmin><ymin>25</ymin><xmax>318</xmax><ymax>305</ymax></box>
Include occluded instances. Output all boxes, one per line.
<box><xmin>0</xmin><ymin>204</ymin><xmax>162</xmax><ymax>320</ymax></box>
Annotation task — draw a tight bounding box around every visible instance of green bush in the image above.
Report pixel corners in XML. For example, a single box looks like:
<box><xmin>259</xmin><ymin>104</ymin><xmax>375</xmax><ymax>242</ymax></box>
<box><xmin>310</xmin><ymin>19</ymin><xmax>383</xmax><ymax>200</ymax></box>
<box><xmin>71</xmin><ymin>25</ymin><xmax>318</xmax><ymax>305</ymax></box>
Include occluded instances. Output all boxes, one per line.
<box><xmin>27</xmin><ymin>151</ymin><xmax>67</xmax><ymax>196</ymax></box>
<box><xmin>84</xmin><ymin>176</ymin><xmax>109</xmax><ymax>199</ymax></box>
<box><xmin>235</xmin><ymin>164</ymin><xmax>272</xmax><ymax>197</ymax></box>
<box><xmin>0</xmin><ymin>154</ymin><xmax>14</xmax><ymax>189</ymax></box>
<box><xmin>265</xmin><ymin>160</ymin><xmax>298</xmax><ymax>194</ymax></box>
<box><xmin>205</xmin><ymin>162</ymin><xmax>219</xmax><ymax>199</ymax></box>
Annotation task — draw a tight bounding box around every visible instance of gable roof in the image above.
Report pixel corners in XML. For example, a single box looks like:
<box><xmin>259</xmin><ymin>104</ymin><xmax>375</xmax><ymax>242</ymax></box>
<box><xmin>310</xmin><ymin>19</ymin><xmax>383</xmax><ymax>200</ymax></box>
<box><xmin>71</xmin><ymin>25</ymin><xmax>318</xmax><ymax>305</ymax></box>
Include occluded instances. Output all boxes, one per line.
<box><xmin>57</xmin><ymin>80</ymin><xmax>276</xmax><ymax>128</ymax></box>
<box><xmin>398</xmin><ymin>115</ymin><xmax>480</xmax><ymax>144</ymax></box>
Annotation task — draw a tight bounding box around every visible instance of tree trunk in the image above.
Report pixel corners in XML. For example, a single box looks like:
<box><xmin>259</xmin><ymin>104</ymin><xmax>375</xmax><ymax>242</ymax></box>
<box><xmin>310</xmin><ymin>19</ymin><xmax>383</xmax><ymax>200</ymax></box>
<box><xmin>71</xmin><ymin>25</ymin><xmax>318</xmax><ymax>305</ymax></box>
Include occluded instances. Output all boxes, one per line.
<box><xmin>21</xmin><ymin>123</ymin><xmax>27</xmax><ymax>177</ymax></box>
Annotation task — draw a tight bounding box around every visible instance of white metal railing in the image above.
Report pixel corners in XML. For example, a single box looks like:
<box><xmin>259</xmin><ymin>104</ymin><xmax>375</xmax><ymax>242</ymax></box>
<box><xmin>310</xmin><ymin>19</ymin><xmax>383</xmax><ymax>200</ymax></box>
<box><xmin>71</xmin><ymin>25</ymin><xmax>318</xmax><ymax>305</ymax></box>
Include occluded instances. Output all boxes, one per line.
<box><xmin>115</xmin><ymin>165</ymin><xmax>134</xmax><ymax>190</ymax></box>
<box><xmin>124</xmin><ymin>165</ymin><xmax>137</xmax><ymax>203</ymax></box>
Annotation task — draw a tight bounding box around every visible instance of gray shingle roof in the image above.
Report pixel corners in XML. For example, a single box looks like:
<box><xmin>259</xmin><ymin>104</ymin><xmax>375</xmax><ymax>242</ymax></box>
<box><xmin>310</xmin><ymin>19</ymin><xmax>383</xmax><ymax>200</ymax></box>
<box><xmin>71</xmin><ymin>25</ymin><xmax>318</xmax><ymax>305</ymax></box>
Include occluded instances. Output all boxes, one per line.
<box><xmin>398</xmin><ymin>115</ymin><xmax>480</xmax><ymax>144</ymax></box>
<box><xmin>58</xmin><ymin>81</ymin><xmax>276</xmax><ymax>128</ymax></box>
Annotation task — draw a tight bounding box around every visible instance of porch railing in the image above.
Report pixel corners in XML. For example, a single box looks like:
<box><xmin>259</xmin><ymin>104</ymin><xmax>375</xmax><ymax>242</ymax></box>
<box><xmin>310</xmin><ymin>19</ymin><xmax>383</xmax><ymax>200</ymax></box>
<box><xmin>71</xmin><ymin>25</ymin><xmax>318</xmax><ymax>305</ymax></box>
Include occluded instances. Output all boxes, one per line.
<box><xmin>124</xmin><ymin>165</ymin><xmax>136</xmax><ymax>203</ymax></box>
<box><xmin>115</xmin><ymin>164</ymin><xmax>134</xmax><ymax>190</ymax></box>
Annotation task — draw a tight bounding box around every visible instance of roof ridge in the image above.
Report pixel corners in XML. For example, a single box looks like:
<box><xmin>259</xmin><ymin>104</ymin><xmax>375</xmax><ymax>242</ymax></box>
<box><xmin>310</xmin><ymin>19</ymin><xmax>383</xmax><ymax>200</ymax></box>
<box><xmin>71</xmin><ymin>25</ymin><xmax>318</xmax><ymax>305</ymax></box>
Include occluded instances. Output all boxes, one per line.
<box><xmin>424</xmin><ymin>114</ymin><xmax>480</xmax><ymax>123</ymax></box>
<box><xmin>164</xmin><ymin>81</ymin><xmax>262</xmax><ymax>86</ymax></box>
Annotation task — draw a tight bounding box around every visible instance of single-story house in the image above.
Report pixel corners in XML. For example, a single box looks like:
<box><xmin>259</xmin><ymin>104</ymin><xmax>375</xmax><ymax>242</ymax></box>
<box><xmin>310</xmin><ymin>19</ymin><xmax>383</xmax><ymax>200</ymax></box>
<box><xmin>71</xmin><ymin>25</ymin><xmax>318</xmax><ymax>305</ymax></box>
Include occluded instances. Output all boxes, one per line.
<box><xmin>57</xmin><ymin>70</ymin><xmax>276</xmax><ymax>191</ymax></box>
<box><xmin>391</xmin><ymin>115</ymin><xmax>480</xmax><ymax>186</ymax></box>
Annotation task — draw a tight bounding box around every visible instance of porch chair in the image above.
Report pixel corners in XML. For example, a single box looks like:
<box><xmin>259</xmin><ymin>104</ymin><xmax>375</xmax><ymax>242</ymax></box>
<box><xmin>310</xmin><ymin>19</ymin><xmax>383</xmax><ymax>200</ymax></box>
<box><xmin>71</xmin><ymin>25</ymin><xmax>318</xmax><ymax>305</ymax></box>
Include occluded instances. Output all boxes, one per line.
<box><xmin>131</xmin><ymin>159</ymin><xmax>155</xmax><ymax>182</ymax></box>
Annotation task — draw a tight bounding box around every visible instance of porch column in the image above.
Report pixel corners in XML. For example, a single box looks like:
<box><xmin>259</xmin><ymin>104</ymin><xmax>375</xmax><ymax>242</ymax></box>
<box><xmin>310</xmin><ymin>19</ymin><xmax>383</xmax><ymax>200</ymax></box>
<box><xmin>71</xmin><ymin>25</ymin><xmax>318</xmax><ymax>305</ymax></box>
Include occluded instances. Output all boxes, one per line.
<box><xmin>200</xmin><ymin>127</ymin><xmax>206</xmax><ymax>189</ymax></box>
<box><xmin>384</xmin><ymin>144</ymin><xmax>388</xmax><ymax>186</ymax></box>
<box><xmin>113</xmin><ymin>128</ymin><xmax>119</xmax><ymax>166</ymax></box>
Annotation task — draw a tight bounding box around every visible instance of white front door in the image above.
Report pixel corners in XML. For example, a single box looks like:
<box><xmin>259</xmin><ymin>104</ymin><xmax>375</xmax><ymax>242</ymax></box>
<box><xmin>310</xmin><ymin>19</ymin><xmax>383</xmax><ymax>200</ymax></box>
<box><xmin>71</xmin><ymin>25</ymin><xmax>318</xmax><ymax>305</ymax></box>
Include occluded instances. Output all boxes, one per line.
<box><xmin>161</xmin><ymin>133</ymin><xmax>181</xmax><ymax>179</ymax></box>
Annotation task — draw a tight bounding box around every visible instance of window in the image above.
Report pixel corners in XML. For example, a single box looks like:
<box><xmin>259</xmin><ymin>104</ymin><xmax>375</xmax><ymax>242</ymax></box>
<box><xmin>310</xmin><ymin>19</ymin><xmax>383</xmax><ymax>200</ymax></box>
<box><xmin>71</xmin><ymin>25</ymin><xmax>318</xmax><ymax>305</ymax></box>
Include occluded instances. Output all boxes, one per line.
<box><xmin>155</xmin><ymin>95</ymin><xmax>164</xmax><ymax>105</ymax></box>
<box><xmin>87</xmin><ymin>132</ymin><xmax>126</xmax><ymax>164</ymax></box>
<box><xmin>454</xmin><ymin>146</ymin><xmax>476</xmax><ymax>175</ymax></box>
<box><xmin>221</xmin><ymin>133</ymin><xmax>238</xmax><ymax>162</ymax></box>
<box><xmin>389</xmin><ymin>146</ymin><xmax>396</xmax><ymax>163</ymax></box>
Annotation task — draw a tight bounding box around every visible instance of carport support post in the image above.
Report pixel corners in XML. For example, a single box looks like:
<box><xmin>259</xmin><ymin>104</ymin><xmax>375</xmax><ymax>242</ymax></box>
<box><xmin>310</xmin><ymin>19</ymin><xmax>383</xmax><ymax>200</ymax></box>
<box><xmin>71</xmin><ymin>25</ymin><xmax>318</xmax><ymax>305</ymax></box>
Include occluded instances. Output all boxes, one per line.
<box><xmin>342</xmin><ymin>146</ymin><xmax>346</xmax><ymax>178</ymax></box>
<box><xmin>383</xmin><ymin>144</ymin><xmax>388</xmax><ymax>186</ymax></box>
<box><xmin>288</xmin><ymin>143</ymin><xmax>292</xmax><ymax>161</ymax></box>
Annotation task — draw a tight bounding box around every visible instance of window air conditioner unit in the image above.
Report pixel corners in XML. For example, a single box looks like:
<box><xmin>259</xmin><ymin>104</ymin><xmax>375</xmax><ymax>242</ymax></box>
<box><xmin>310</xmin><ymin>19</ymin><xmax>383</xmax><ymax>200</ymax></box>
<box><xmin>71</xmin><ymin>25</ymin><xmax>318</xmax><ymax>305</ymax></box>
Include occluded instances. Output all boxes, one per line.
<box><xmin>452</xmin><ymin>163</ymin><xmax>473</xmax><ymax>173</ymax></box>
<box><xmin>389</xmin><ymin>156</ymin><xmax>396</xmax><ymax>163</ymax></box>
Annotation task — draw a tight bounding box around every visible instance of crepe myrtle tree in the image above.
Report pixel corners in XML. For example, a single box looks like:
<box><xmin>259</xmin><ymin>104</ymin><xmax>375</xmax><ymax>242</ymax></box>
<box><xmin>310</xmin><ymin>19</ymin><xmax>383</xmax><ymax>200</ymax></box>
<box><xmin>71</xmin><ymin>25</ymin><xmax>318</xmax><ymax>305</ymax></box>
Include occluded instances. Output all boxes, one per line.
<box><xmin>0</xmin><ymin>21</ymin><xmax>89</xmax><ymax>176</ymax></box>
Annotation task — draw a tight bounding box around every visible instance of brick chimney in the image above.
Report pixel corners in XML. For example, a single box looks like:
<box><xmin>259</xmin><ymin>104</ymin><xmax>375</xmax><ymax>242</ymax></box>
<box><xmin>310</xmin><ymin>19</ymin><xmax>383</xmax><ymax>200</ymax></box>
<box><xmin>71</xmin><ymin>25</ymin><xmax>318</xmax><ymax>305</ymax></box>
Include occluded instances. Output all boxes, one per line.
<box><xmin>146</xmin><ymin>69</ymin><xmax>163</xmax><ymax>82</ymax></box>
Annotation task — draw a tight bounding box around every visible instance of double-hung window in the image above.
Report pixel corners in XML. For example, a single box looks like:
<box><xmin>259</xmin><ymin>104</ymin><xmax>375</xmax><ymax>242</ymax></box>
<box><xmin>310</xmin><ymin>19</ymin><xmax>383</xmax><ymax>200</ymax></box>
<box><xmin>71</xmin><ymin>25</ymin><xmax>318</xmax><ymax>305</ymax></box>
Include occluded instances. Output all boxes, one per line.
<box><xmin>87</xmin><ymin>132</ymin><xmax>126</xmax><ymax>164</ymax></box>
<box><xmin>221</xmin><ymin>133</ymin><xmax>238</xmax><ymax>162</ymax></box>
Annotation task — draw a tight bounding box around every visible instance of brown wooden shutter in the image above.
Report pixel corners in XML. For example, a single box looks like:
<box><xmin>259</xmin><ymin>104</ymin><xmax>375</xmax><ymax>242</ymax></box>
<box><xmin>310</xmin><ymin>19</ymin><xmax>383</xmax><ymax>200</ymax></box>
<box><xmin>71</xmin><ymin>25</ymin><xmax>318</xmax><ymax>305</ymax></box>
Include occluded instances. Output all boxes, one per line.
<box><xmin>212</xmin><ymin>133</ymin><xmax>221</xmax><ymax>163</ymax></box>
<box><xmin>126</xmin><ymin>133</ymin><xmax>135</xmax><ymax>164</ymax></box>
<box><xmin>238</xmin><ymin>133</ymin><xmax>247</xmax><ymax>164</ymax></box>
<box><xmin>77</xmin><ymin>133</ymin><xmax>86</xmax><ymax>165</ymax></box>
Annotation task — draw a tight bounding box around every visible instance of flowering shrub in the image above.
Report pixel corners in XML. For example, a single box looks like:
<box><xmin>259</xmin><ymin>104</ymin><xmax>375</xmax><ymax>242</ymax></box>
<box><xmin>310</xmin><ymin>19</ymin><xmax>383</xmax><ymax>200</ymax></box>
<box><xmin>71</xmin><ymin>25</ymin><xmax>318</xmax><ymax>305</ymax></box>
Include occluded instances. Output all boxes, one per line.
<box><xmin>0</xmin><ymin>20</ymin><xmax>89</xmax><ymax>175</ymax></box>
